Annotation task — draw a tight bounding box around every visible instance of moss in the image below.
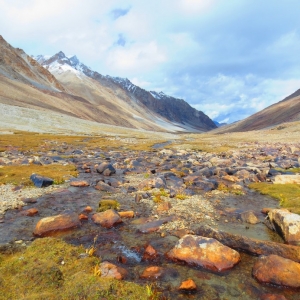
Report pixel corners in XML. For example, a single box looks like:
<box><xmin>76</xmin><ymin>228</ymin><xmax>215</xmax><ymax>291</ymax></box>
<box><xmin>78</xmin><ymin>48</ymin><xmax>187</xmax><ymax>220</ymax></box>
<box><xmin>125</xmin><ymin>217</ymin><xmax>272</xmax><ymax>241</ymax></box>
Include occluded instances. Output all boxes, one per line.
<box><xmin>0</xmin><ymin>164</ymin><xmax>78</xmax><ymax>186</ymax></box>
<box><xmin>97</xmin><ymin>199</ymin><xmax>120</xmax><ymax>212</ymax></box>
<box><xmin>0</xmin><ymin>238</ymin><xmax>155</xmax><ymax>300</ymax></box>
<box><xmin>249</xmin><ymin>183</ymin><xmax>300</xmax><ymax>214</ymax></box>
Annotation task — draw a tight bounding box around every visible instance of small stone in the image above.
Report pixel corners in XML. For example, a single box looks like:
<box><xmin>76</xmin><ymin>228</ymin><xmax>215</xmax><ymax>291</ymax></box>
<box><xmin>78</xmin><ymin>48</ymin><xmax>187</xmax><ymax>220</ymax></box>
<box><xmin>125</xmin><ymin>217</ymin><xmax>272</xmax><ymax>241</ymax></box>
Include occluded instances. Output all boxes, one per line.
<box><xmin>30</xmin><ymin>173</ymin><xmax>53</xmax><ymax>188</ymax></box>
<box><xmin>178</xmin><ymin>279</ymin><xmax>197</xmax><ymax>291</ymax></box>
<box><xmin>142</xmin><ymin>244</ymin><xmax>158</xmax><ymax>261</ymax></box>
<box><xmin>92</xmin><ymin>209</ymin><xmax>122</xmax><ymax>228</ymax></box>
<box><xmin>240</xmin><ymin>210</ymin><xmax>259</xmax><ymax>224</ymax></box>
<box><xmin>21</xmin><ymin>208</ymin><xmax>38</xmax><ymax>216</ymax></box>
<box><xmin>70</xmin><ymin>180</ymin><xmax>89</xmax><ymax>187</ymax></box>
<box><xmin>140</xmin><ymin>266</ymin><xmax>164</xmax><ymax>279</ymax></box>
<box><xmin>98</xmin><ymin>261</ymin><xmax>127</xmax><ymax>280</ymax></box>
<box><xmin>84</xmin><ymin>206</ymin><xmax>93</xmax><ymax>213</ymax></box>
<box><xmin>79</xmin><ymin>213</ymin><xmax>88</xmax><ymax>221</ymax></box>
<box><xmin>118</xmin><ymin>211</ymin><xmax>134</xmax><ymax>218</ymax></box>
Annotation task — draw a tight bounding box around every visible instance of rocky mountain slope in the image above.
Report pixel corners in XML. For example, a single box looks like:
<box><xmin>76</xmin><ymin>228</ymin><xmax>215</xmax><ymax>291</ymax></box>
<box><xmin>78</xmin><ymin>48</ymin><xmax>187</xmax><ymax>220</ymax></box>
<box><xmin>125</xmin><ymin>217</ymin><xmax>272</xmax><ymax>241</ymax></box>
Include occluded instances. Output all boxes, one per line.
<box><xmin>214</xmin><ymin>89</ymin><xmax>300</xmax><ymax>133</ymax></box>
<box><xmin>35</xmin><ymin>52</ymin><xmax>216</xmax><ymax>132</ymax></box>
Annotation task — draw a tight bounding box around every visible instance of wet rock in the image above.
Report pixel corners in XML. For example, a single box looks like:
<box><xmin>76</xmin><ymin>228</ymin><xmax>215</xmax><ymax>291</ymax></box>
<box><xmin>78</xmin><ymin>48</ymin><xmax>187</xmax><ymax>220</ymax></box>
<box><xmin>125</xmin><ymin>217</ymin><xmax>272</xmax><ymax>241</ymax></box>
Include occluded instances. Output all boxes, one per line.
<box><xmin>95</xmin><ymin>181</ymin><xmax>116</xmax><ymax>192</ymax></box>
<box><xmin>268</xmin><ymin>209</ymin><xmax>300</xmax><ymax>245</ymax></box>
<box><xmin>137</xmin><ymin>217</ymin><xmax>174</xmax><ymax>233</ymax></box>
<box><xmin>260</xmin><ymin>294</ymin><xmax>287</xmax><ymax>300</ymax></box>
<box><xmin>166</xmin><ymin>234</ymin><xmax>240</xmax><ymax>272</ymax></box>
<box><xmin>273</xmin><ymin>174</ymin><xmax>300</xmax><ymax>184</ymax></box>
<box><xmin>98</xmin><ymin>261</ymin><xmax>127</xmax><ymax>280</ymax></box>
<box><xmin>30</xmin><ymin>173</ymin><xmax>53</xmax><ymax>188</ymax></box>
<box><xmin>33</xmin><ymin>212</ymin><xmax>80</xmax><ymax>236</ymax></box>
<box><xmin>140</xmin><ymin>266</ymin><xmax>164</xmax><ymax>279</ymax></box>
<box><xmin>196</xmin><ymin>225</ymin><xmax>300</xmax><ymax>262</ymax></box>
<box><xmin>142</xmin><ymin>244</ymin><xmax>158</xmax><ymax>261</ymax></box>
<box><xmin>178</xmin><ymin>279</ymin><xmax>197</xmax><ymax>292</ymax></box>
<box><xmin>252</xmin><ymin>254</ymin><xmax>300</xmax><ymax>288</ymax></box>
<box><xmin>118</xmin><ymin>211</ymin><xmax>134</xmax><ymax>218</ymax></box>
<box><xmin>96</xmin><ymin>162</ymin><xmax>116</xmax><ymax>175</ymax></box>
<box><xmin>240</xmin><ymin>210</ymin><xmax>260</xmax><ymax>224</ymax></box>
<box><xmin>92</xmin><ymin>209</ymin><xmax>122</xmax><ymax>228</ymax></box>
<box><xmin>79</xmin><ymin>213</ymin><xmax>88</xmax><ymax>221</ymax></box>
<box><xmin>20</xmin><ymin>208</ymin><xmax>38</xmax><ymax>216</ymax></box>
<box><xmin>70</xmin><ymin>180</ymin><xmax>89</xmax><ymax>187</ymax></box>
<box><xmin>83</xmin><ymin>206</ymin><xmax>93</xmax><ymax>213</ymax></box>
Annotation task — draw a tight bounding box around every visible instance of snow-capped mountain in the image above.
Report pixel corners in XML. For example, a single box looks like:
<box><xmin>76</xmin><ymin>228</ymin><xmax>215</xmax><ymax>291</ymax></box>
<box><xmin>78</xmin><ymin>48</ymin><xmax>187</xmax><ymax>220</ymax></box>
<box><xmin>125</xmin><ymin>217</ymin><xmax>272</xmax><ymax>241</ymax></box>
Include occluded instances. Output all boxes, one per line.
<box><xmin>35</xmin><ymin>51</ymin><xmax>217</xmax><ymax>131</ymax></box>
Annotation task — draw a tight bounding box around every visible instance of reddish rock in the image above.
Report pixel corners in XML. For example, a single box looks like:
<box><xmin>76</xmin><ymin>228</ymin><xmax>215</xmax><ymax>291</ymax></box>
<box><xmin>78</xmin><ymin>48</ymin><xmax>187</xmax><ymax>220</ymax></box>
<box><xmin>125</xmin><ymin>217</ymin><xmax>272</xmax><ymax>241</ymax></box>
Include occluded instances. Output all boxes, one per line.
<box><xmin>118</xmin><ymin>211</ymin><xmax>135</xmax><ymax>218</ymax></box>
<box><xmin>268</xmin><ymin>209</ymin><xmax>300</xmax><ymax>245</ymax></box>
<box><xmin>95</xmin><ymin>181</ymin><xmax>116</xmax><ymax>192</ymax></box>
<box><xmin>33</xmin><ymin>212</ymin><xmax>80</xmax><ymax>236</ymax></box>
<box><xmin>143</xmin><ymin>244</ymin><xmax>158</xmax><ymax>261</ymax></box>
<box><xmin>178</xmin><ymin>279</ymin><xmax>197</xmax><ymax>291</ymax></box>
<box><xmin>138</xmin><ymin>217</ymin><xmax>174</xmax><ymax>233</ymax></box>
<box><xmin>84</xmin><ymin>206</ymin><xmax>93</xmax><ymax>213</ymax></box>
<box><xmin>98</xmin><ymin>261</ymin><xmax>127</xmax><ymax>280</ymax></box>
<box><xmin>261</xmin><ymin>207</ymin><xmax>274</xmax><ymax>215</ymax></box>
<box><xmin>166</xmin><ymin>235</ymin><xmax>240</xmax><ymax>272</ymax></box>
<box><xmin>70</xmin><ymin>180</ymin><xmax>89</xmax><ymax>187</ymax></box>
<box><xmin>92</xmin><ymin>209</ymin><xmax>122</xmax><ymax>228</ymax></box>
<box><xmin>79</xmin><ymin>213</ymin><xmax>88</xmax><ymax>221</ymax></box>
<box><xmin>260</xmin><ymin>294</ymin><xmax>287</xmax><ymax>300</ymax></box>
<box><xmin>21</xmin><ymin>208</ymin><xmax>38</xmax><ymax>216</ymax></box>
<box><xmin>252</xmin><ymin>255</ymin><xmax>300</xmax><ymax>288</ymax></box>
<box><xmin>140</xmin><ymin>266</ymin><xmax>164</xmax><ymax>279</ymax></box>
<box><xmin>157</xmin><ymin>201</ymin><xmax>172</xmax><ymax>213</ymax></box>
<box><xmin>222</xmin><ymin>175</ymin><xmax>239</xmax><ymax>182</ymax></box>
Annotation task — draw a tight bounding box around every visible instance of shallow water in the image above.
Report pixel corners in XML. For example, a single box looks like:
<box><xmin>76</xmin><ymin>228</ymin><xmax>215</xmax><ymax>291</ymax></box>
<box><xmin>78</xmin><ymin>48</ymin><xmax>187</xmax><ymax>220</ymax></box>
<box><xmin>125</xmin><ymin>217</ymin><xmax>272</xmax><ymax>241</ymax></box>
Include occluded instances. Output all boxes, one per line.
<box><xmin>0</xmin><ymin>169</ymin><xmax>299</xmax><ymax>299</ymax></box>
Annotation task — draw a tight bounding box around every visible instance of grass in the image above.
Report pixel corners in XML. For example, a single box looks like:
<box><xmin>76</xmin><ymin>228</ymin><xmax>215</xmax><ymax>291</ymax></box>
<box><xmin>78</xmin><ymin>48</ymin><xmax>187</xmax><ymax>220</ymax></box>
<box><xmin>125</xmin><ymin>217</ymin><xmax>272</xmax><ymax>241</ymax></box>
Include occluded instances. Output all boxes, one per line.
<box><xmin>275</xmin><ymin>167</ymin><xmax>300</xmax><ymax>174</ymax></box>
<box><xmin>97</xmin><ymin>199</ymin><xmax>120</xmax><ymax>212</ymax></box>
<box><xmin>0</xmin><ymin>164</ymin><xmax>78</xmax><ymax>186</ymax></box>
<box><xmin>248</xmin><ymin>182</ymin><xmax>300</xmax><ymax>214</ymax></box>
<box><xmin>0</xmin><ymin>238</ymin><xmax>155</xmax><ymax>300</ymax></box>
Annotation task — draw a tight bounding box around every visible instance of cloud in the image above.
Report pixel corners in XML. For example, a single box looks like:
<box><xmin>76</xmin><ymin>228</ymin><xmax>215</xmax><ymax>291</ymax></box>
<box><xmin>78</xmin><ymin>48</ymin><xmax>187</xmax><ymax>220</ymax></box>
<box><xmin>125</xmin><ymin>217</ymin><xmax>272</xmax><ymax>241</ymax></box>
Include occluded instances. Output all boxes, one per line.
<box><xmin>1</xmin><ymin>0</ymin><xmax>300</xmax><ymax>123</ymax></box>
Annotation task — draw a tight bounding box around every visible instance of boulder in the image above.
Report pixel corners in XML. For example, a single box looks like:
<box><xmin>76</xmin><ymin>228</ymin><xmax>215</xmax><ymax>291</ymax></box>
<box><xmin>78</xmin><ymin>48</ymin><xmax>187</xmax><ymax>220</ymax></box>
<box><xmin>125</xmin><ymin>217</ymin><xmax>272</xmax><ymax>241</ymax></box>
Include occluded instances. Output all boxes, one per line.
<box><xmin>196</xmin><ymin>225</ymin><xmax>300</xmax><ymax>262</ymax></box>
<box><xmin>30</xmin><ymin>173</ymin><xmax>53</xmax><ymax>188</ymax></box>
<box><xmin>92</xmin><ymin>209</ymin><xmax>122</xmax><ymax>228</ymax></box>
<box><xmin>166</xmin><ymin>235</ymin><xmax>240</xmax><ymax>272</ymax></box>
<box><xmin>96</xmin><ymin>162</ymin><xmax>116</xmax><ymax>175</ymax></box>
<box><xmin>33</xmin><ymin>212</ymin><xmax>80</xmax><ymax>236</ymax></box>
<box><xmin>252</xmin><ymin>255</ymin><xmax>300</xmax><ymax>288</ymax></box>
<box><xmin>97</xmin><ymin>261</ymin><xmax>127</xmax><ymax>280</ymax></box>
<box><xmin>268</xmin><ymin>209</ymin><xmax>300</xmax><ymax>245</ymax></box>
<box><xmin>95</xmin><ymin>181</ymin><xmax>116</xmax><ymax>192</ymax></box>
<box><xmin>273</xmin><ymin>174</ymin><xmax>300</xmax><ymax>184</ymax></box>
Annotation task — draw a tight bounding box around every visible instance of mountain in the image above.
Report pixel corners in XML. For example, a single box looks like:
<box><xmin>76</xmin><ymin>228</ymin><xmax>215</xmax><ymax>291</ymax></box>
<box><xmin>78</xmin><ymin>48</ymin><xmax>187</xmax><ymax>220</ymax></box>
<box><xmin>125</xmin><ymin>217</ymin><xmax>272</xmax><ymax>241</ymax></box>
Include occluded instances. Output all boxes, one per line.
<box><xmin>214</xmin><ymin>89</ymin><xmax>300</xmax><ymax>133</ymax></box>
<box><xmin>35</xmin><ymin>52</ymin><xmax>216</xmax><ymax>132</ymax></box>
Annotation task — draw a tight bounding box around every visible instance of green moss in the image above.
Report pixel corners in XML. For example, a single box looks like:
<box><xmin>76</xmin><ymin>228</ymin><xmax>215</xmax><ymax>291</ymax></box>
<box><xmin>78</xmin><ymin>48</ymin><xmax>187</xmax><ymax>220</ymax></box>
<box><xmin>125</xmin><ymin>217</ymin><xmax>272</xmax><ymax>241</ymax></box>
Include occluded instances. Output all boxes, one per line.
<box><xmin>0</xmin><ymin>164</ymin><xmax>78</xmax><ymax>186</ymax></box>
<box><xmin>0</xmin><ymin>238</ymin><xmax>155</xmax><ymax>300</ymax></box>
<box><xmin>97</xmin><ymin>199</ymin><xmax>120</xmax><ymax>212</ymax></box>
<box><xmin>249</xmin><ymin>183</ymin><xmax>300</xmax><ymax>214</ymax></box>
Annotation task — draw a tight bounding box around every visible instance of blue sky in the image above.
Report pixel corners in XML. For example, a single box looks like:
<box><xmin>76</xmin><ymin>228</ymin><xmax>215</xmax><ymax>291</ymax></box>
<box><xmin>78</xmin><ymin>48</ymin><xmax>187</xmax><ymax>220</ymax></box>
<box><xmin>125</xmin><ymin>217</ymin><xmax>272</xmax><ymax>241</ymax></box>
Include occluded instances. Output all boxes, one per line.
<box><xmin>1</xmin><ymin>0</ymin><xmax>300</xmax><ymax>123</ymax></box>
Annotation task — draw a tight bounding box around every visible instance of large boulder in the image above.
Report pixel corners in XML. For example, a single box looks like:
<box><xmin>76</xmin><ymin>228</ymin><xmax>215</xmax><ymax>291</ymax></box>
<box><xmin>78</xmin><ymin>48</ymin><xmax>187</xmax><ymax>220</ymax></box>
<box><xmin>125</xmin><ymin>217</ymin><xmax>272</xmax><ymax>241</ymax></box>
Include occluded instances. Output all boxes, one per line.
<box><xmin>166</xmin><ymin>235</ymin><xmax>240</xmax><ymax>272</ymax></box>
<box><xmin>33</xmin><ymin>212</ymin><xmax>80</xmax><ymax>236</ymax></box>
<box><xmin>252</xmin><ymin>255</ymin><xmax>300</xmax><ymax>288</ymax></box>
<box><xmin>268</xmin><ymin>209</ymin><xmax>300</xmax><ymax>245</ymax></box>
<box><xmin>96</xmin><ymin>162</ymin><xmax>116</xmax><ymax>176</ymax></box>
<box><xmin>92</xmin><ymin>209</ymin><xmax>122</xmax><ymax>228</ymax></box>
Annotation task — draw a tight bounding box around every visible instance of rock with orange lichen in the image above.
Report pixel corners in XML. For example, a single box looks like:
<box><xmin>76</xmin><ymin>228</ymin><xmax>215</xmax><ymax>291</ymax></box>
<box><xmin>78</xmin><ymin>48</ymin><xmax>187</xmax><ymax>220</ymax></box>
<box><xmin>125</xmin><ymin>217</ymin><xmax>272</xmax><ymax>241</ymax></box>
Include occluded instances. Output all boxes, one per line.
<box><xmin>166</xmin><ymin>234</ymin><xmax>240</xmax><ymax>272</ymax></box>
<box><xmin>140</xmin><ymin>266</ymin><xmax>164</xmax><ymax>279</ymax></box>
<box><xmin>92</xmin><ymin>209</ymin><xmax>122</xmax><ymax>228</ymax></box>
<box><xmin>178</xmin><ymin>279</ymin><xmax>197</xmax><ymax>292</ymax></box>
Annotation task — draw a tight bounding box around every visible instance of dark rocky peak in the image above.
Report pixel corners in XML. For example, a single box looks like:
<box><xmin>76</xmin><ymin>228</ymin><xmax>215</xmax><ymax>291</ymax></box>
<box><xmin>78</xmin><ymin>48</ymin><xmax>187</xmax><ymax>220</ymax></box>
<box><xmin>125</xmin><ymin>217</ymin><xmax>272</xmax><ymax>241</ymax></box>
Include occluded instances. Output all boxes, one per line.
<box><xmin>106</xmin><ymin>76</ymin><xmax>137</xmax><ymax>93</ymax></box>
<box><xmin>69</xmin><ymin>55</ymin><xmax>79</xmax><ymax>67</ymax></box>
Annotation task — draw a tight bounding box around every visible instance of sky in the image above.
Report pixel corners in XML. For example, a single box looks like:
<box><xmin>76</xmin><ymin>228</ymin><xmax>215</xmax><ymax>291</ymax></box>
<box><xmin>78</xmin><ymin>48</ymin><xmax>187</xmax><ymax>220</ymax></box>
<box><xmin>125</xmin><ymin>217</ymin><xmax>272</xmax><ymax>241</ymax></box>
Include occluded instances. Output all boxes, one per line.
<box><xmin>1</xmin><ymin>0</ymin><xmax>300</xmax><ymax>123</ymax></box>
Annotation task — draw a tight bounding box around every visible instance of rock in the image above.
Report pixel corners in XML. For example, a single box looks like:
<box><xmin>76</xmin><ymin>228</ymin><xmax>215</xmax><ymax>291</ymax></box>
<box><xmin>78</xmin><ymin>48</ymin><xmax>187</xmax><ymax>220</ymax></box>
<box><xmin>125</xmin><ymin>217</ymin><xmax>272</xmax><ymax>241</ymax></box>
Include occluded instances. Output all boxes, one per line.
<box><xmin>140</xmin><ymin>266</ymin><xmax>164</xmax><ymax>279</ymax></box>
<box><xmin>118</xmin><ymin>211</ymin><xmax>134</xmax><ymax>218</ymax></box>
<box><xmin>156</xmin><ymin>201</ymin><xmax>172</xmax><ymax>213</ymax></box>
<box><xmin>79</xmin><ymin>213</ymin><xmax>88</xmax><ymax>221</ymax></box>
<box><xmin>83</xmin><ymin>206</ymin><xmax>93</xmax><ymax>213</ymax></box>
<box><xmin>70</xmin><ymin>180</ymin><xmax>89</xmax><ymax>187</ymax></box>
<box><xmin>178</xmin><ymin>279</ymin><xmax>197</xmax><ymax>292</ymax></box>
<box><xmin>33</xmin><ymin>212</ymin><xmax>80</xmax><ymax>236</ymax></box>
<box><xmin>137</xmin><ymin>217</ymin><xmax>174</xmax><ymax>233</ymax></box>
<box><xmin>22</xmin><ymin>198</ymin><xmax>37</xmax><ymax>204</ymax></box>
<box><xmin>260</xmin><ymin>294</ymin><xmax>287</xmax><ymax>300</ymax></box>
<box><xmin>252</xmin><ymin>255</ymin><xmax>300</xmax><ymax>288</ymax></box>
<box><xmin>268</xmin><ymin>209</ymin><xmax>300</xmax><ymax>245</ymax></box>
<box><xmin>261</xmin><ymin>207</ymin><xmax>274</xmax><ymax>215</ymax></box>
<box><xmin>97</xmin><ymin>261</ymin><xmax>127</xmax><ymax>280</ymax></box>
<box><xmin>166</xmin><ymin>235</ymin><xmax>240</xmax><ymax>272</ymax></box>
<box><xmin>196</xmin><ymin>225</ymin><xmax>300</xmax><ymax>262</ymax></box>
<box><xmin>222</xmin><ymin>175</ymin><xmax>239</xmax><ymax>182</ymax></box>
<box><xmin>142</xmin><ymin>244</ymin><xmax>158</xmax><ymax>261</ymax></box>
<box><xmin>273</xmin><ymin>174</ymin><xmax>300</xmax><ymax>184</ymax></box>
<box><xmin>30</xmin><ymin>173</ymin><xmax>53</xmax><ymax>188</ymax></box>
<box><xmin>95</xmin><ymin>181</ymin><xmax>116</xmax><ymax>192</ymax></box>
<box><xmin>96</xmin><ymin>162</ymin><xmax>116</xmax><ymax>175</ymax></box>
<box><xmin>92</xmin><ymin>209</ymin><xmax>122</xmax><ymax>228</ymax></box>
<box><xmin>240</xmin><ymin>210</ymin><xmax>260</xmax><ymax>224</ymax></box>
<box><xmin>21</xmin><ymin>208</ymin><xmax>38</xmax><ymax>216</ymax></box>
